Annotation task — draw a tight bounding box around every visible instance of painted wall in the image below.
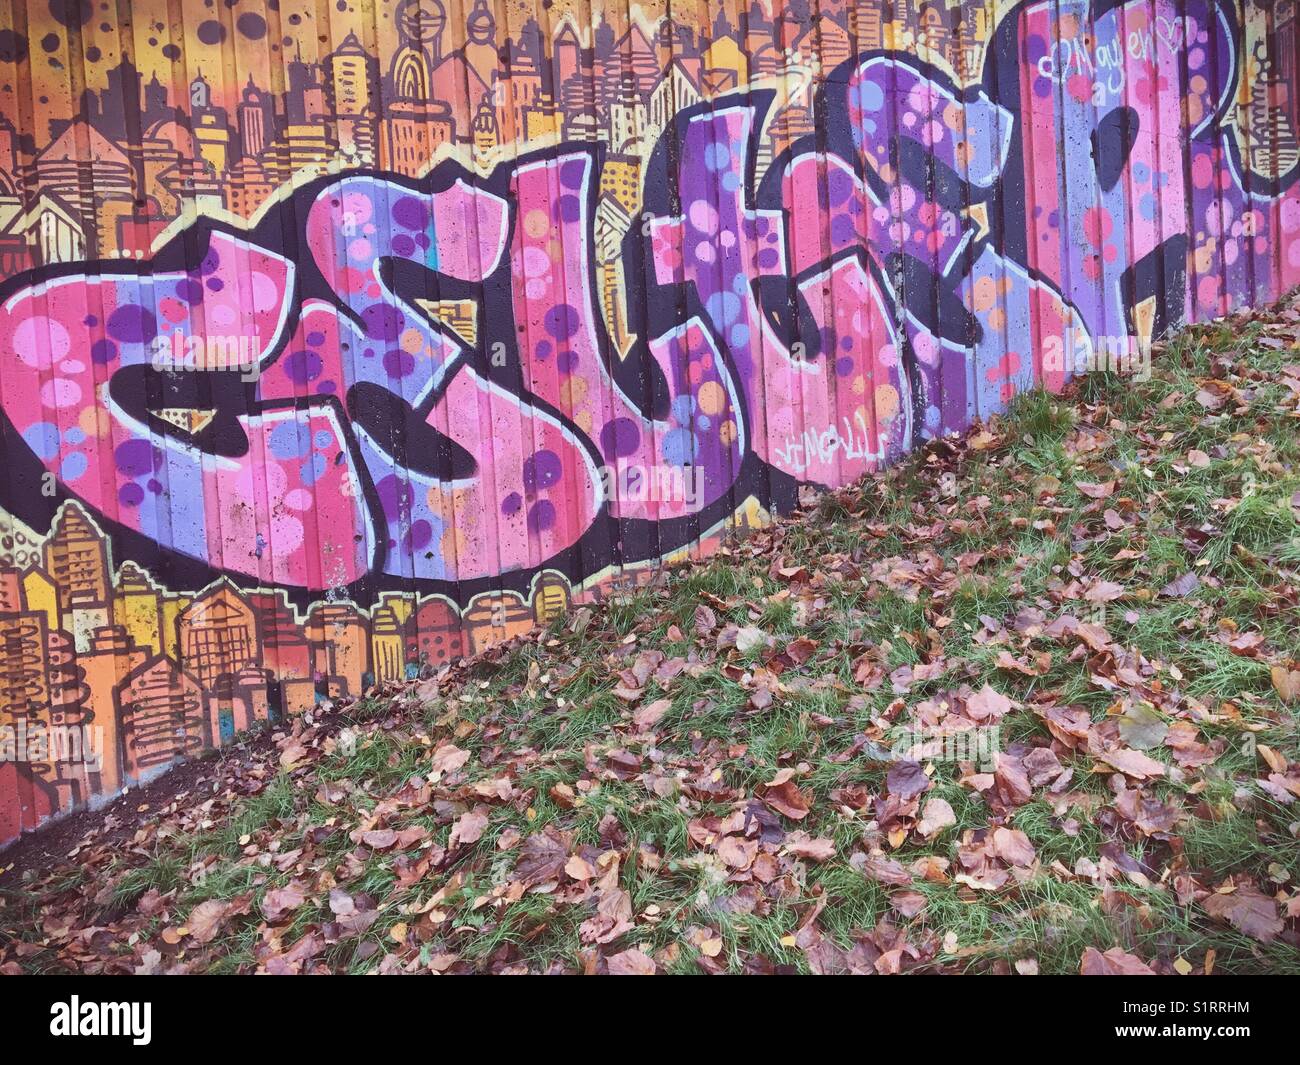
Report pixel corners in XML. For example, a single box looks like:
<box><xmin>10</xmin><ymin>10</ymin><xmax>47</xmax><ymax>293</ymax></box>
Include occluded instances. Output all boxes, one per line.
<box><xmin>0</xmin><ymin>0</ymin><xmax>1297</xmax><ymax>844</ymax></box>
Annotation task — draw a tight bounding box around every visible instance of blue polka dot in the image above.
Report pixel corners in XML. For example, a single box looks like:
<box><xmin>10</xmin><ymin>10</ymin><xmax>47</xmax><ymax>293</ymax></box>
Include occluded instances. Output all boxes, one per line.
<box><xmin>23</xmin><ymin>422</ymin><xmax>60</xmax><ymax>461</ymax></box>
<box><xmin>707</xmin><ymin>292</ymin><xmax>742</xmax><ymax>327</ymax></box>
<box><xmin>661</xmin><ymin>427</ymin><xmax>697</xmax><ymax>466</ymax></box>
<box><xmin>60</xmin><ymin>452</ymin><xmax>88</xmax><ymax>481</ymax></box>
<box><xmin>856</xmin><ymin>81</ymin><xmax>885</xmax><ymax>113</ymax></box>
<box><xmin>704</xmin><ymin>143</ymin><xmax>732</xmax><ymax>171</ymax></box>
<box><xmin>300</xmin><ymin>453</ymin><xmax>327</xmax><ymax>485</ymax></box>
<box><xmin>671</xmin><ymin>395</ymin><xmax>696</xmax><ymax>423</ymax></box>
<box><xmin>268</xmin><ymin>420</ymin><xmax>310</xmax><ymax>459</ymax></box>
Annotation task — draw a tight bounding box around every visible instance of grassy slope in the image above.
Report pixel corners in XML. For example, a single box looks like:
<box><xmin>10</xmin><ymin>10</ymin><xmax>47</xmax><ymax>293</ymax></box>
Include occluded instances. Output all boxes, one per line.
<box><xmin>3</xmin><ymin>307</ymin><xmax>1299</xmax><ymax>975</ymax></box>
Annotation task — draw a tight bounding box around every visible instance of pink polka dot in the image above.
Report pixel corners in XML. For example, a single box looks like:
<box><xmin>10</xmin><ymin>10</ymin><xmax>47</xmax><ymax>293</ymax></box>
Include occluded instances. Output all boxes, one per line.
<box><xmin>13</xmin><ymin>316</ymin><xmax>69</xmax><ymax>368</ymax></box>
<box><xmin>40</xmin><ymin>378</ymin><xmax>80</xmax><ymax>408</ymax></box>
<box><xmin>1082</xmin><ymin>207</ymin><xmax>1113</xmax><ymax>247</ymax></box>
<box><xmin>1191</xmin><ymin>154</ymin><xmax>1213</xmax><ymax>189</ymax></box>
<box><xmin>1197</xmin><ymin>275</ymin><xmax>1220</xmax><ymax>310</ymax></box>
<box><xmin>1281</xmin><ymin>197</ymin><xmax>1300</xmax><ymax>233</ymax></box>
<box><xmin>912</xmin><ymin>332</ymin><xmax>939</xmax><ymax>367</ymax></box>
<box><xmin>341</xmin><ymin>193</ymin><xmax>373</xmax><ymax>226</ymax></box>
<box><xmin>250</xmin><ymin>270</ymin><xmax>279</xmax><ymax>313</ymax></box>
<box><xmin>688</xmin><ymin>200</ymin><xmax>718</xmax><ymax>236</ymax></box>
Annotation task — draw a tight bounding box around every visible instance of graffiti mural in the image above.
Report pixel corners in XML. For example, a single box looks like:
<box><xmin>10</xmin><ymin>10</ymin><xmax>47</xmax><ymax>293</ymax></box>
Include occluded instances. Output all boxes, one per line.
<box><xmin>2</xmin><ymin>0</ymin><xmax>1299</xmax><ymax>843</ymax></box>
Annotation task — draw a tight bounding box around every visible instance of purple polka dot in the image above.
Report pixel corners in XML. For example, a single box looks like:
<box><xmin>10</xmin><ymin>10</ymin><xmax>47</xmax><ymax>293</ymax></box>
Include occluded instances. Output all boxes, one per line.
<box><xmin>363</xmin><ymin>304</ymin><xmax>404</xmax><ymax>342</ymax></box>
<box><xmin>557</xmin><ymin>349</ymin><xmax>580</xmax><ymax>374</ymax></box>
<box><xmin>827</xmin><ymin>169</ymin><xmax>854</xmax><ymax>207</ymax></box>
<box><xmin>836</xmin><ymin>356</ymin><xmax>855</xmax><ymax>377</ymax></box>
<box><xmin>283</xmin><ymin>349</ymin><xmax>323</xmax><ymax>384</ymax></box>
<box><xmin>544</xmin><ymin>303</ymin><xmax>580</xmax><ymax>340</ymax></box>
<box><xmin>557</xmin><ymin>195</ymin><xmax>581</xmax><ymax>223</ymax></box>
<box><xmin>392</xmin><ymin>234</ymin><xmax>415</xmax><ymax>257</ymax></box>
<box><xmin>306</xmin><ymin>331</ymin><xmax>325</xmax><ymax>346</ymax></box>
<box><xmin>392</xmin><ymin>196</ymin><xmax>428</xmax><ymax>231</ymax></box>
<box><xmin>115</xmin><ymin>438</ymin><xmax>160</xmax><ymax>477</ymax></box>
<box><xmin>107</xmin><ymin>305</ymin><xmax>157</xmax><ymax>344</ymax></box>
<box><xmin>118</xmin><ymin>482</ymin><xmax>145</xmax><ymax>507</ymax></box>
<box><xmin>175</xmin><ymin>278</ymin><xmax>203</xmax><ymax>304</ymax></box>
<box><xmin>376</xmin><ymin>474</ymin><xmax>414</xmax><ymax>516</ymax></box>
<box><xmin>236</xmin><ymin>12</ymin><xmax>266</xmax><ymax>39</ymax></box>
<box><xmin>206</xmin><ymin>277</ymin><xmax>224</xmax><ymax>292</ymax></box>
<box><xmin>560</xmin><ymin>159</ymin><xmax>586</xmax><ymax>189</ymax></box>
<box><xmin>404</xmin><ymin>519</ymin><xmax>432</xmax><ymax>552</ymax></box>
<box><xmin>383</xmin><ymin>349</ymin><xmax>415</xmax><ymax>378</ymax></box>
<box><xmin>501</xmin><ymin>491</ymin><xmax>522</xmax><ymax>515</ymax></box>
<box><xmin>196</xmin><ymin>19</ymin><xmax>225</xmax><ymax>45</ymax></box>
<box><xmin>534</xmin><ymin>339</ymin><xmax>553</xmax><ymax>361</ymax></box>
<box><xmin>599</xmin><ymin>417</ymin><xmax>641</xmax><ymax>459</ymax></box>
<box><xmin>522</xmin><ymin>449</ymin><xmax>562</xmax><ymax>493</ymax></box>
<box><xmin>199</xmin><ymin>247</ymin><xmax>221</xmax><ymax>275</ymax></box>
<box><xmin>90</xmin><ymin>338</ymin><xmax>117</xmax><ymax>364</ymax></box>
<box><xmin>527</xmin><ymin>500</ymin><xmax>556</xmax><ymax>534</ymax></box>
<box><xmin>146</xmin><ymin>478</ymin><xmax>163</xmax><ymax>494</ymax></box>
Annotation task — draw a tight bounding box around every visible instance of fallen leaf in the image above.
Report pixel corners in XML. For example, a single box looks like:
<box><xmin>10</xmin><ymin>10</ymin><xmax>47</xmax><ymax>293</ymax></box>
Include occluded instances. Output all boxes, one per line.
<box><xmin>887</xmin><ymin>760</ymin><xmax>930</xmax><ymax>800</ymax></box>
<box><xmin>857</xmin><ymin>853</ymin><xmax>911</xmax><ymax>886</ymax></box>
<box><xmin>1202</xmin><ymin>887</ymin><xmax>1284</xmax><ymax>943</ymax></box>
<box><xmin>762</xmin><ymin>780</ymin><xmax>811</xmax><ymax>821</ymax></box>
<box><xmin>186</xmin><ymin>899</ymin><xmax>228</xmax><ymax>945</ymax></box>
<box><xmin>1080</xmin><ymin>946</ymin><xmax>1156</xmax><ymax>975</ymax></box>
<box><xmin>990</xmin><ymin>827</ymin><xmax>1036</xmax><ymax>868</ymax></box>
<box><xmin>917</xmin><ymin>797</ymin><xmax>956</xmax><ymax>839</ymax></box>
<box><xmin>1118</xmin><ymin>703</ymin><xmax>1169</xmax><ymax>750</ymax></box>
<box><xmin>261</xmin><ymin>882</ymin><xmax>307</xmax><ymax>923</ymax></box>
<box><xmin>633</xmin><ymin>698</ymin><xmax>672</xmax><ymax>731</ymax></box>
<box><xmin>965</xmin><ymin>683</ymin><xmax>1016</xmax><ymax>721</ymax></box>
<box><xmin>607</xmin><ymin>948</ymin><xmax>656</xmax><ymax>975</ymax></box>
<box><xmin>783</xmin><ymin>834</ymin><xmax>836</xmax><ymax>861</ymax></box>
<box><xmin>449</xmin><ymin>808</ymin><xmax>489</xmax><ymax>847</ymax></box>
<box><xmin>1271</xmin><ymin>666</ymin><xmax>1300</xmax><ymax>704</ymax></box>
<box><xmin>1159</xmin><ymin>572</ymin><xmax>1200</xmax><ymax>599</ymax></box>
<box><xmin>1097</xmin><ymin>747</ymin><xmax>1166</xmax><ymax>779</ymax></box>
<box><xmin>430</xmin><ymin>744</ymin><xmax>471</xmax><ymax>775</ymax></box>
<box><xmin>279</xmin><ymin>740</ymin><xmax>309</xmax><ymax>770</ymax></box>
<box><xmin>361</xmin><ymin>828</ymin><xmax>398</xmax><ymax>850</ymax></box>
